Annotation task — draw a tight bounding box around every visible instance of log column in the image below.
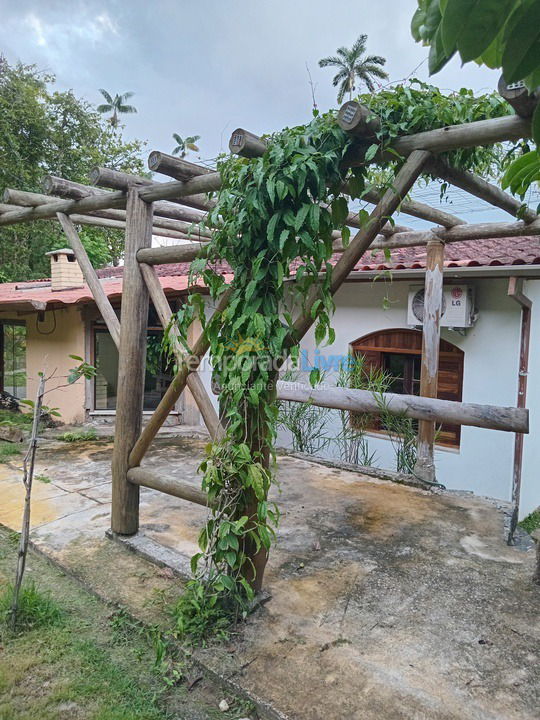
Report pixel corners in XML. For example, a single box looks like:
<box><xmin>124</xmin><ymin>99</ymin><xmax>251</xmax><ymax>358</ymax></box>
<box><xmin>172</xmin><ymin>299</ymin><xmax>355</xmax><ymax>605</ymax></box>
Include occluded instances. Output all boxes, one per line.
<box><xmin>111</xmin><ymin>188</ymin><xmax>153</xmax><ymax>534</ymax></box>
<box><xmin>414</xmin><ymin>239</ymin><xmax>445</xmax><ymax>484</ymax></box>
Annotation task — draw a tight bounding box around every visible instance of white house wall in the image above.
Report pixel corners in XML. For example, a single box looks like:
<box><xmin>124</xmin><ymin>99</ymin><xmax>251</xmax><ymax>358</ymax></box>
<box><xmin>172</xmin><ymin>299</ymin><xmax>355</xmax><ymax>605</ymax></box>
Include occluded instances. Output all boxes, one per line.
<box><xmin>197</xmin><ymin>277</ymin><xmax>539</xmax><ymax>518</ymax></box>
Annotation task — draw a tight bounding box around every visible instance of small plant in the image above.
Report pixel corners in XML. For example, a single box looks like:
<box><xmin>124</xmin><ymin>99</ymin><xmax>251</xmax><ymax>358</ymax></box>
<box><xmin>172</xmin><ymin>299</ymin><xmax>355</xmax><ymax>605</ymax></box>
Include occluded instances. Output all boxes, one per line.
<box><xmin>519</xmin><ymin>509</ymin><xmax>540</xmax><ymax>536</ymax></box>
<box><xmin>172</xmin><ymin>579</ymin><xmax>234</xmax><ymax>645</ymax></box>
<box><xmin>0</xmin><ymin>441</ymin><xmax>22</xmax><ymax>463</ymax></box>
<box><xmin>35</xmin><ymin>474</ymin><xmax>51</xmax><ymax>484</ymax></box>
<box><xmin>375</xmin><ymin>394</ymin><xmax>418</xmax><ymax>473</ymax></box>
<box><xmin>277</xmin><ymin>370</ymin><xmax>331</xmax><ymax>455</ymax></box>
<box><xmin>59</xmin><ymin>429</ymin><xmax>98</xmax><ymax>443</ymax></box>
<box><xmin>0</xmin><ymin>581</ymin><xmax>62</xmax><ymax>632</ymax></box>
<box><xmin>336</xmin><ymin>354</ymin><xmax>386</xmax><ymax>467</ymax></box>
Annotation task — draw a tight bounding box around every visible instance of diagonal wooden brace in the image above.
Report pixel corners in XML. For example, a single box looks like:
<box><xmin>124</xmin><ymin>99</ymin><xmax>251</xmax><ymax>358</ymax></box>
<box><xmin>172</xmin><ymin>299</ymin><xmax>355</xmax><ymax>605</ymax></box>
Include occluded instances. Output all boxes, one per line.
<box><xmin>57</xmin><ymin>213</ymin><xmax>121</xmax><ymax>347</ymax></box>
<box><xmin>138</xmin><ymin>262</ymin><xmax>224</xmax><ymax>441</ymax></box>
<box><xmin>128</xmin><ymin>288</ymin><xmax>232</xmax><ymax>468</ymax></box>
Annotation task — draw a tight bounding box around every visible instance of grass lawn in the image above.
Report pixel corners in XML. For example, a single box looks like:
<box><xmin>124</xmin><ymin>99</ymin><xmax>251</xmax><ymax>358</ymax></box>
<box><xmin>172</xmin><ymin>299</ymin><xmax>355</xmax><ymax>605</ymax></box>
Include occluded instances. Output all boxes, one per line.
<box><xmin>0</xmin><ymin>529</ymin><xmax>254</xmax><ymax>720</ymax></box>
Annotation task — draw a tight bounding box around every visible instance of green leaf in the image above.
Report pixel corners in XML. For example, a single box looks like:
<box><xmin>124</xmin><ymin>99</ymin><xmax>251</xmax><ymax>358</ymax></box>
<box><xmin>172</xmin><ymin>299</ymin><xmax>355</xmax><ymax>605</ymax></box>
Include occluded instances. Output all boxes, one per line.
<box><xmin>309</xmin><ymin>367</ymin><xmax>321</xmax><ymax>387</ymax></box>
<box><xmin>364</xmin><ymin>144</ymin><xmax>379</xmax><ymax>162</ymax></box>
<box><xmin>331</xmin><ymin>197</ymin><xmax>348</xmax><ymax>225</ymax></box>
<box><xmin>502</xmin><ymin>1</ymin><xmax>540</xmax><ymax>84</ymax></box>
<box><xmin>267</xmin><ymin>212</ymin><xmax>280</xmax><ymax>243</ymax></box>
<box><xmin>190</xmin><ymin>552</ymin><xmax>202</xmax><ymax>574</ymax></box>
<box><xmin>442</xmin><ymin>0</ymin><xmax>514</xmax><ymax>62</ymax></box>
<box><xmin>294</xmin><ymin>203</ymin><xmax>311</xmax><ymax>233</ymax></box>
<box><xmin>429</xmin><ymin>26</ymin><xmax>455</xmax><ymax>75</ymax></box>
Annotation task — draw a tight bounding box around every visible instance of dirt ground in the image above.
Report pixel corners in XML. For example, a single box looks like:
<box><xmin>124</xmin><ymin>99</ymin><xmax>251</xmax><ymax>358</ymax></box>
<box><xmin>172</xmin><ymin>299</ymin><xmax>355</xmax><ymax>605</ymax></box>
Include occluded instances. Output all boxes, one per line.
<box><xmin>0</xmin><ymin>434</ymin><xmax>538</xmax><ymax>720</ymax></box>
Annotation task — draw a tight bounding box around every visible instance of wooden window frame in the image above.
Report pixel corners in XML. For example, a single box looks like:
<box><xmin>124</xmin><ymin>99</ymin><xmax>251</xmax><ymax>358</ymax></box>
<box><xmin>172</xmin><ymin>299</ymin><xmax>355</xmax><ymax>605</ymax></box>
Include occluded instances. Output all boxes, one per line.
<box><xmin>351</xmin><ymin>328</ymin><xmax>464</xmax><ymax>449</ymax></box>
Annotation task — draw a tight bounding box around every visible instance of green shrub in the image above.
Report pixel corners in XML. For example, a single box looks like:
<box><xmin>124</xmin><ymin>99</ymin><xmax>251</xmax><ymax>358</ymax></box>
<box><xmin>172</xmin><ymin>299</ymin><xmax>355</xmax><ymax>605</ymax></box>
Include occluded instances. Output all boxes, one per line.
<box><xmin>59</xmin><ymin>429</ymin><xmax>97</xmax><ymax>443</ymax></box>
<box><xmin>0</xmin><ymin>409</ymin><xmax>33</xmax><ymax>428</ymax></box>
<box><xmin>0</xmin><ymin>582</ymin><xmax>62</xmax><ymax>632</ymax></box>
<box><xmin>0</xmin><ymin>441</ymin><xmax>22</xmax><ymax>463</ymax></box>
<box><xmin>519</xmin><ymin>509</ymin><xmax>540</xmax><ymax>535</ymax></box>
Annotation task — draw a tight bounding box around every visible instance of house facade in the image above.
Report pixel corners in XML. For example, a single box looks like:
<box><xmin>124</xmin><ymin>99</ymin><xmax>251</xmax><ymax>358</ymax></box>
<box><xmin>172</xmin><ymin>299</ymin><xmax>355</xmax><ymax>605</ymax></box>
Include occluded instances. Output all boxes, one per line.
<box><xmin>1</xmin><ymin>239</ymin><xmax>539</xmax><ymax>518</ymax></box>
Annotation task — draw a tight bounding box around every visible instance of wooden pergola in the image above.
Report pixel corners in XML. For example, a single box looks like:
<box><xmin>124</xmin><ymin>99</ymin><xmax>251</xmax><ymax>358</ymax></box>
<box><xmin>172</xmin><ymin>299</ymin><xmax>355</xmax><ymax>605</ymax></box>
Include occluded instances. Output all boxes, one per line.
<box><xmin>0</xmin><ymin>101</ymin><xmax>535</xmax><ymax>588</ymax></box>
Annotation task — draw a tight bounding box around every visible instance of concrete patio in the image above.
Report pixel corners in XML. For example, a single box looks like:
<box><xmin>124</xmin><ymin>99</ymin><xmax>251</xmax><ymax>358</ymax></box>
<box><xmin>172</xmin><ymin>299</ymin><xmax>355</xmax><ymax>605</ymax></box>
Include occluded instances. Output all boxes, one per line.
<box><xmin>0</xmin><ymin>434</ymin><xmax>538</xmax><ymax>720</ymax></box>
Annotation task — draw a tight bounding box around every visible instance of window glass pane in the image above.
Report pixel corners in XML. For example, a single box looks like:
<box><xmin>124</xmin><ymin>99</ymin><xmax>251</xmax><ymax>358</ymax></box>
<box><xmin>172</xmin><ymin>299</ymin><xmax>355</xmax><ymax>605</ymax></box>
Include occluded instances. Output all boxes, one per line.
<box><xmin>95</xmin><ymin>331</ymin><xmax>118</xmax><ymax>409</ymax></box>
<box><xmin>94</xmin><ymin>329</ymin><xmax>173</xmax><ymax>411</ymax></box>
<box><xmin>383</xmin><ymin>353</ymin><xmax>407</xmax><ymax>394</ymax></box>
<box><xmin>2</xmin><ymin>323</ymin><xmax>26</xmax><ymax>399</ymax></box>
<box><xmin>143</xmin><ymin>333</ymin><xmax>174</xmax><ymax>410</ymax></box>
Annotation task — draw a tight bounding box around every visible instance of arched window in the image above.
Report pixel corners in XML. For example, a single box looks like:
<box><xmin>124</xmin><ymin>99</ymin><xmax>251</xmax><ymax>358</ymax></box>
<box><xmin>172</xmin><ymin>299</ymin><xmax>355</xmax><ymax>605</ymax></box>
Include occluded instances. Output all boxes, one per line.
<box><xmin>351</xmin><ymin>328</ymin><xmax>464</xmax><ymax>448</ymax></box>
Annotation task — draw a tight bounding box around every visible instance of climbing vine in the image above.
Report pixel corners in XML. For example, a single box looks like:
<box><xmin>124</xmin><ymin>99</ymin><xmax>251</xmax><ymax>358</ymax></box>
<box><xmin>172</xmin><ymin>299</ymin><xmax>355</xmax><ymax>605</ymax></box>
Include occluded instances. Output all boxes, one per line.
<box><xmin>169</xmin><ymin>83</ymin><xmax>521</xmax><ymax>639</ymax></box>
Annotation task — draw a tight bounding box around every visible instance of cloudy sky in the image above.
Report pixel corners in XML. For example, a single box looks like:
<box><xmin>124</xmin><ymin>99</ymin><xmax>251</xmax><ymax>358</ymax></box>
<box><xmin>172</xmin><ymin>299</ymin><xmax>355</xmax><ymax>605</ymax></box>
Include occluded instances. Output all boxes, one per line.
<box><xmin>0</xmin><ymin>0</ymin><xmax>517</xmax><ymax>225</ymax></box>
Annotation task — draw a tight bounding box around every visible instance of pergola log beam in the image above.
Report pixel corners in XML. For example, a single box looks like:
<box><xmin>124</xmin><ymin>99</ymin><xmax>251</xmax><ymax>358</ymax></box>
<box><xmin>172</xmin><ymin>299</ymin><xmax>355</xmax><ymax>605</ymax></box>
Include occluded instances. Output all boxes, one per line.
<box><xmin>425</xmin><ymin>158</ymin><xmax>538</xmax><ymax>224</ymax></box>
<box><xmin>337</xmin><ymin>101</ymin><xmax>531</xmax><ymax>157</ymax></box>
<box><xmin>138</xmin><ymin>261</ymin><xmax>224</xmax><ymax>441</ymax></box>
<box><xmin>127</xmin><ymin>467</ymin><xmax>213</xmax><ymax>508</ymax></box>
<box><xmin>276</xmin><ymin>382</ymin><xmax>529</xmax><ymax>434</ymax></box>
<box><xmin>91</xmin><ymin>166</ymin><xmax>216</xmax><ymax>213</ymax></box>
<box><xmin>43</xmin><ymin>175</ymin><xmax>208</xmax><ymax>225</ymax></box>
<box><xmin>228</xmin><ymin>128</ymin><xmax>268</xmax><ymax>157</ymax></box>
<box><xmin>137</xmin><ymin>243</ymin><xmax>208</xmax><ymax>265</ymax></box>
<box><xmin>361</xmin><ymin>187</ymin><xmax>465</xmax><ymax>228</ymax></box>
<box><xmin>148</xmin><ymin>152</ymin><xmax>214</xmax><ymax>182</ymax></box>
<box><xmin>4</xmin><ymin>187</ymin><xmax>211</xmax><ymax>239</ymax></box>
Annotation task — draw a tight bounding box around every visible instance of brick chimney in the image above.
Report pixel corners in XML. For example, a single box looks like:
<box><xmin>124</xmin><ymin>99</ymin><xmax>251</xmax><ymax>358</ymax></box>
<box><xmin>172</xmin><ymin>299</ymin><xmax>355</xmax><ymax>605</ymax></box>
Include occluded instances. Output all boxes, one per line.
<box><xmin>45</xmin><ymin>248</ymin><xmax>84</xmax><ymax>291</ymax></box>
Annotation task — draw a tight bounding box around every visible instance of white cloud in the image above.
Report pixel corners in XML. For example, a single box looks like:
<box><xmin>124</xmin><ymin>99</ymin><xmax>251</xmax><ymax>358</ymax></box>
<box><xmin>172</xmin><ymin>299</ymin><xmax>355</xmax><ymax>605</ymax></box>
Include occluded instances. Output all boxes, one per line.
<box><xmin>95</xmin><ymin>13</ymin><xmax>119</xmax><ymax>36</ymax></box>
<box><xmin>25</xmin><ymin>12</ymin><xmax>47</xmax><ymax>47</ymax></box>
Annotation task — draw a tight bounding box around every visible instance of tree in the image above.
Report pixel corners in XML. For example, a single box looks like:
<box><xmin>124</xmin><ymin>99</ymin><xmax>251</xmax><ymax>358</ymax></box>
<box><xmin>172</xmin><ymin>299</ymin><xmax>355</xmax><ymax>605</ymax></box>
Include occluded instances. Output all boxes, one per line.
<box><xmin>410</xmin><ymin>0</ymin><xmax>540</xmax><ymax>198</ymax></box>
<box><xmin>318</xmin><ymin>34</ymin><xmax>388</xmax><ymax>103</ymax></box>
<box><xmin>97</xmin><ymin>89</ymin><xmax>137</xmax><ymax>128</ymax></box>
<box><xmin>0</xmin><ymin>60</ymin><xmax>146</xmax><ymax>280</ymax></box>
<box><xmin>172</xmin><ymin>133</ymin><xmax>201</xmax><ymax>158</ymax></box>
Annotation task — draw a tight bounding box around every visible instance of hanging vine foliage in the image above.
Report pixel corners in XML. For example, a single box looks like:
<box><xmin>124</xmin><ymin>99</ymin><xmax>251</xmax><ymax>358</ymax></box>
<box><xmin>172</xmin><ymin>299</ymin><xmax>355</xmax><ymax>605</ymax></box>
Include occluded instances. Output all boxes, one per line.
<box><xmin>169</xmin><ymin>84</ymin><xmax>521</xmax><ymax>640</ymax></box>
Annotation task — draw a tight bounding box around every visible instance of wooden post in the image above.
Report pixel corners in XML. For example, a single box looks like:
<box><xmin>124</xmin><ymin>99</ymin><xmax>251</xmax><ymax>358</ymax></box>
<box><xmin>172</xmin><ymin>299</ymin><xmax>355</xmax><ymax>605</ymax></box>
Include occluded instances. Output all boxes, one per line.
<box><xmin>414</xmin><ymin>239</ymin><xmax>445</xmax><ymax>483</ymax></box>
<box><xmin>507</xmin><ymin>277</ymin><xmax>532</xmax><ymax>543</ymax></box>
<box><xmin>111</xmin><ymin>189</ymin><xmax>153</xmax><ymax>535</ymax></box>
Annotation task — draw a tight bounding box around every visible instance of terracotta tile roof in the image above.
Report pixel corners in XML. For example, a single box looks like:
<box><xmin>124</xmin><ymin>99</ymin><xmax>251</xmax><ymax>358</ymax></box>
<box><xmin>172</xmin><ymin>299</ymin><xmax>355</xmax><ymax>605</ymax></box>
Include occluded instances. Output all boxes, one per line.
<box><xmin>0</xmin><ymin>237</ymin><xmax>539</xmax><ymax>310</ymax></box>
<box><xmin>0</xmin><ymin>273</ymin><xmax>232</xmax><ymax>311</ymax></box>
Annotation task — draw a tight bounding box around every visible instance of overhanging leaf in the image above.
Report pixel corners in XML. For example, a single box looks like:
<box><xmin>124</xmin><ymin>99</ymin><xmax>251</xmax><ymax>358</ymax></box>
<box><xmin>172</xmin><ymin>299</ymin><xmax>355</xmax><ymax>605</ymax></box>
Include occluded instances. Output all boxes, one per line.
<box><xmin>502</xmin><ymin>1</ymin><xmax>540</xmax><ymax>84</ymax></box>
<box><xmin>442</xmin><ymin>0</ymin><xmax>514</xmax><ymax>62</ymax></box>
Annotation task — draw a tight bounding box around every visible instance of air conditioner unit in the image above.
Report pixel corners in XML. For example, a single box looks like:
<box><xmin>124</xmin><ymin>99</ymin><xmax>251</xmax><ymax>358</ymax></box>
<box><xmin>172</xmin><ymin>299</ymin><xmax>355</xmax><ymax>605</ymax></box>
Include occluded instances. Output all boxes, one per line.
<box><xmin>407</xmin><ymin>284</ymin><xmax>475</xmax><ymax>328</ymax></box>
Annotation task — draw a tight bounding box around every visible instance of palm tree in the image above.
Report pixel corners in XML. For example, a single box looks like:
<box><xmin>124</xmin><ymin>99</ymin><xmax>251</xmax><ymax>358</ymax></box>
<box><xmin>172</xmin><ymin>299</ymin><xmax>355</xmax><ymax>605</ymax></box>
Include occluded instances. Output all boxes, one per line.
<box><xmin>97</xmin><ymin>90</ymin><xmax>137</xmax><ymax>128</ymax></box>
<box><xmin>318</xmin><ymin>35</ymin><xmax>388</xmax><ymax>103</ymax></box>
<box><xmin>172</xmin><ymin>133</ymin><xmax>201</xmax><ymax>158</ymax></box>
